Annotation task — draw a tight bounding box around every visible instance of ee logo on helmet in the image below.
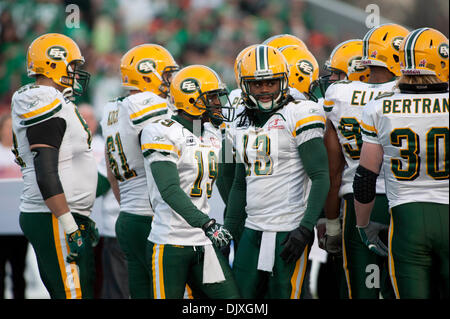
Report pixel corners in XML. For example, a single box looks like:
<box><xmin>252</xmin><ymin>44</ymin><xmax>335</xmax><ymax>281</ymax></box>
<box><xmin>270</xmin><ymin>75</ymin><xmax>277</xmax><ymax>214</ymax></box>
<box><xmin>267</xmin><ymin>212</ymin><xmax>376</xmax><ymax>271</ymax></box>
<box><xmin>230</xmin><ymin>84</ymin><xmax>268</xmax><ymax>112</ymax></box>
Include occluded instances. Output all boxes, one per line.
<box><xmin>439</xmin><ymin>43</ymin><xmax>449</xmax><ymax>59</ymax></box>
<box><xmin>137</xmin><ymin>59</ymin><xmax>156</xmax><ymax>74</ymax></box>
<box><xmin>180</xmin><ymin>78</ymin><xmax>200</xmax><ymax>93</ymax></box>
<box><xmin>47</xmin><ymin>46</ymin><xmax>68</xmax><ymax>61</ymax></box>
<box><xmin>391</xmin><ymin>37</ymin><xmax>404</xmax><ymax>51</ymax></box>
<box><xmin>297</xmin><ymin>60</ymin><xmax>314</xmax><ymax>76</ymax></box>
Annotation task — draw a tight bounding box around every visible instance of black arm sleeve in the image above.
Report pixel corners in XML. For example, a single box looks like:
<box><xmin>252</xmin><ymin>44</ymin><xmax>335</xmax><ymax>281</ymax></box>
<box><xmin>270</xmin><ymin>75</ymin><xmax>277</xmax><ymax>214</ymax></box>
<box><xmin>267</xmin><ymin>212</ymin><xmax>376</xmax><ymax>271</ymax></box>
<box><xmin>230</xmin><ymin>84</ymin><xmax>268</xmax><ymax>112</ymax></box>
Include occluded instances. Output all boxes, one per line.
<box><xmin>32</xmin><ymin>147</ymin><xmax>64</xmax><ymax>200</ymax></box>
<box><xmin>26</xmin><ymin>117</ymin><xmax>66</xmax><ymax>148</ymax></box>
<box><xmin>26</xmin><ymin>118</ymin><xmax>67</xmax><ymax>200</ymax></box>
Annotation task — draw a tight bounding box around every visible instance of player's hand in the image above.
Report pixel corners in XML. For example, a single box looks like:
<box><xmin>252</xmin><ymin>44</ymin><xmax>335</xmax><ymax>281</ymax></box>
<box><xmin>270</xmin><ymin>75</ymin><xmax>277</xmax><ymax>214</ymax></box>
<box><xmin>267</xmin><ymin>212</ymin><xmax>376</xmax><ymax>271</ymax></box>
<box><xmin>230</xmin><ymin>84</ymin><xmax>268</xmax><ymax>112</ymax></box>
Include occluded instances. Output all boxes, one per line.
<box><xmin>356</xmin><ymin>221</ymin><xmax>388</xmax><ymax>257</ymax></box>
<box><xmin>87</xmin><ymin>219</ymin><xmax>100</xmax><ymax>247</ymax></box>
<box><xmin>280</xmin><ymin>225</ymin><xmax>313</xmax><ymax>264</ymax></box>
<box><xmin>66</xmin><ymin>229</ymin><xmax>85</xmax><ymax>263</ymax></box>
<box><xmin>318</xmin><ymin>218</ymin><xmax>342</xmax><ymax>255</ymax></box>
<box><xmin>203</xmin><ymin>219</ymin><xmax>233</xmax><ymax>249</ymax></box>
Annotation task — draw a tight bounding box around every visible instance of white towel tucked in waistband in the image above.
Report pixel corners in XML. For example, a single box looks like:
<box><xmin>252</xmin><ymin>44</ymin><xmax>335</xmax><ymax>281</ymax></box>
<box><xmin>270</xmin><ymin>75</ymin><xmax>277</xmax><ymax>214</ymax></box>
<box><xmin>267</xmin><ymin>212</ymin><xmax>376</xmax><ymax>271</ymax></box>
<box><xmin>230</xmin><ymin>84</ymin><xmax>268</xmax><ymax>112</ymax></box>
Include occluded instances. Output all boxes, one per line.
<box><xmin>203</xmin><ymin>244</ymin><xmax>226</xmax><ymax>284</ymax></box>
<box><xmin>257</xmin><ymin>231</ymin><xmax>276</xmax><ymax>272</ymax></box>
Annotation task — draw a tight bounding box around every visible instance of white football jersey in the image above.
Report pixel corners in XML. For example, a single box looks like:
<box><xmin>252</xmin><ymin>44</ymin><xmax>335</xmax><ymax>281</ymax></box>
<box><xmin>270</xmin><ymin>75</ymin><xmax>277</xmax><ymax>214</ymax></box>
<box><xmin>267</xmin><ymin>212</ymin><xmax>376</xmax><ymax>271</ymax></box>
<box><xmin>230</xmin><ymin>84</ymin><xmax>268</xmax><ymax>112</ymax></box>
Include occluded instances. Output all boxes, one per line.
<box><xmin>362</xmin><ymin>91</ymin><xmax>449</xmax><ymax>208</ymax></box>
<box><xmin>11</xmin><ymin>84</ymin><xmax>97</xmax><ymax>216</ymax></box>
<box><xmin>324</xmin><ymin>79</ymin><xmax>397</xmax><ymax>196</ymax></box>
<box><xmin>225</xmin><ymin>88</ymin><xmax>309</xmax><ymax>159</ymax></box>
<box><xmin>141</xmin><ymin>118</ymin><xmax>222</xmax><ymax>246</ymax></box>
<box><xmin>232</xmin><ymin>100</ymin><xmax>326</xmax><ymax>232</ymax></box>
<box><xmin>100</xmin><ymin>91</ymin><xmax>170</xmax><ymax>216</ymax></box>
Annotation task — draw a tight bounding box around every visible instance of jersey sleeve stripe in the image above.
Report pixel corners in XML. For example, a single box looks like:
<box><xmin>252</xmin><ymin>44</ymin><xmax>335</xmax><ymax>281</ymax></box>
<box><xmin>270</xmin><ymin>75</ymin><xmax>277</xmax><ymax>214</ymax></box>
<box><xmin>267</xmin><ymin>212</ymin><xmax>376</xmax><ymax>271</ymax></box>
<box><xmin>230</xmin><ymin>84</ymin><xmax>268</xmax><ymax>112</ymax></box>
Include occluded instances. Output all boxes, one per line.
<box><xmin>132</xmin><ymin>110</ymin><xmax>168</xmax><ymax>125</ymax></box>
<box><xmin>141</xmin><ymin>143</ymin><xmax>180</xmax><ymax>157</ymax></box>
<box><xmin>130</xmin><ymin>103</ymin><xmax>167</xmax><ymax>120</ymax></box>
<box><xmin>294</xmin><ymin>123</ymin><xmax>325</xmax><ymax>136</ymax></box>
<box><xmin>20</xmin><ymin>103</ymin><xmax>63</xmax><ymax>126</ymax></box>
<box><xmin>360</xmin><ymin>121</ymin><xmax>378</xmax><ymax>134</ymax></box>
<box><xmin>292</xmin><ymin>115</ymin><xmax>326</xmax><ymax>136</ymax></box>
<box><xmin>323</xmin><ymin>100</ymin><xmax>334</xmax><ymax>106</ymax></box>
<box><xmin>20</xmin><ymin>98</ymin><xmax>61</xmax><ymax>119</ymax></box>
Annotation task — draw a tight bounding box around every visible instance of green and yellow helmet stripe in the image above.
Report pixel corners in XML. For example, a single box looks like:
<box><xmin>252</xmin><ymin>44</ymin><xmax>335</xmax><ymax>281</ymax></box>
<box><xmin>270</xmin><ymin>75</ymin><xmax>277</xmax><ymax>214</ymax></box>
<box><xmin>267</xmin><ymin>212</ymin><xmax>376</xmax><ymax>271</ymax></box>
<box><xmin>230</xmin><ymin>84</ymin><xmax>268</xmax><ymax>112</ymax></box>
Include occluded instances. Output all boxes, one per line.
<box><xmin>255</xmin><ymin>45</ymin><xmax>269</xmax><ymax>72</ymax></box>
<box><xmin>362</xmin><ymin>26</ymin><xmax>378</xmax><ymax>59</ymax></box>
<box><xmin>403</xmin><ymin>27</ymin><xmax>429</xmax><ymax>70</ymax></box>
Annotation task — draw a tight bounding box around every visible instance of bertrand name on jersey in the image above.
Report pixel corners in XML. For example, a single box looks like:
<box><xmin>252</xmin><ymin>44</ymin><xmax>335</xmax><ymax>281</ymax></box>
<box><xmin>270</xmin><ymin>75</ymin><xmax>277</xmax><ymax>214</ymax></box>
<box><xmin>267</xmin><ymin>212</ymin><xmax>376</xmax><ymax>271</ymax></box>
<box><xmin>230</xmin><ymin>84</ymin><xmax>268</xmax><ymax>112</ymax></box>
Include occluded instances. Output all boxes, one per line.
<box><xmin>382</xmin><ymin>97</ymin><xmax>449</xmax><ymax>114</ymax></box>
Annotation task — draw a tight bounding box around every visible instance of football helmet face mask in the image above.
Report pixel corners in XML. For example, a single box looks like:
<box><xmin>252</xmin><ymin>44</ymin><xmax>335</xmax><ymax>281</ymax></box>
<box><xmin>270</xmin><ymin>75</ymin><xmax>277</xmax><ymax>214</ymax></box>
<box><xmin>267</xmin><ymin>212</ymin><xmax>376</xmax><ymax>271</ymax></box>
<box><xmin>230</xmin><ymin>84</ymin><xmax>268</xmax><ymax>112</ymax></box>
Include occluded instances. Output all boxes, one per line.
<box><xmin>120</xmin><ymin>44</ymin><xmax>179</xmax><ymax>97</ymax></box>
<box><xmin>361</xmin><ymin>23</ymin><xmax>409</xmax><ymax>76</ymax></box>
<box><xmin>279</xmin><ymin>45</ymin><xmax>319</xmax><ymax>95</ymax></box>
<box><xmin>234</xmin><ymin>44</ymin><xmax>258</xmax><ymax>87</ymax></box>
<box><xmin>399</xmin><ymin>28</ymin><xmax>449</xmax><ymax>82</ymax></box>
<box><xmin>263</xmin><ymin>34</ymin><xmax>308</xmax><ymax>51</ymax></box>
<box><xmin>170</xmin><ymin>65</ymin><xmax>234</xmax><ymax>127</ymax></box>
<box><xmin>239</xmin><ymin>45</ymin><xmax>289</xmax><ymax>112</ymax></box>
<box><xmin>27</xmin><ymin>33</ymin><xmax>90</xmax><ymax>96</ymax></box>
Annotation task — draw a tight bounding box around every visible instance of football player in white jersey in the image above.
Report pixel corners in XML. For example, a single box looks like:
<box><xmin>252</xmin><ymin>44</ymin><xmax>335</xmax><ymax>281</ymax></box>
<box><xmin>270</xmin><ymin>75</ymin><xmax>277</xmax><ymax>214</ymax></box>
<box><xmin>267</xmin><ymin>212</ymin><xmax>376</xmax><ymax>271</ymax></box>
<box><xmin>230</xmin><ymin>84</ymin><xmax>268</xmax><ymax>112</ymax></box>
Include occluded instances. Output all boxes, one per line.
<box><xmin>319</xmin><ymin>39</ymin><xmax>371</xmax><ymax>254</ymax></box>
<box><xmin>218</xmin><ymin>43</ymin><xmax>311</xmax><ymax>259</ymax></box>
<box><xmin>355</xmin><ymin>28</ymin><xmax>449</xmax><ymax>299</ymax></box>
<box><xmin>12</xmin><ymin>33</ymin><xmax>97</xmax><ymax>299</ymax></box>
<box><xmin>224</xmin><ymin>44</ymin><xmax>329</xmax><ymax>298</ymax></box>
<box><xmin>141</xmin><ymin>65</ymin><xmax>239</xmax><ymax>299</ymax></box>
<box><xmin>322</xmin><ymin>24</ymin><xmax>409</xmax><ymax>299</ymax></box>
<box><xmin>100</xmin><ymin>44</ymin><xmax>179</xmax><ymax>298</ymax></box>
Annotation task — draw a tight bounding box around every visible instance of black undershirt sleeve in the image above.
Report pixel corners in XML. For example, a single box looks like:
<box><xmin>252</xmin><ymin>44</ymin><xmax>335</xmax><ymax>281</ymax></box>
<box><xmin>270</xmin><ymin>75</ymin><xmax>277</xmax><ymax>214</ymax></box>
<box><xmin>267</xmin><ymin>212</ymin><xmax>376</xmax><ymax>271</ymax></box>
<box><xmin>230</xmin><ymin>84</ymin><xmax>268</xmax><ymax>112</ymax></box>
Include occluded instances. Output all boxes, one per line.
<box><xmin>26</xmin><ymin>117</ymin><xmax>67</xmax><ymax>200</ymax></box>
<box><xmin>26</xmin><ymin>117</ymin><xmax>66</xmax><ymax>148</ymax></box>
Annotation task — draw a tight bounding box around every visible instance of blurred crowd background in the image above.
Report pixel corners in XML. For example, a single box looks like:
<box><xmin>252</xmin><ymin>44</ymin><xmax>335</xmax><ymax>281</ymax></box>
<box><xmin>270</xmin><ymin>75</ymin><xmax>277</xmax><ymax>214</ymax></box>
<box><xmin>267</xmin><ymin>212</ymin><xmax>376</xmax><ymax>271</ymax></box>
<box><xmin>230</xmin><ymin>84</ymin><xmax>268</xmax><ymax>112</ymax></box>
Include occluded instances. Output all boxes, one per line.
<box><xmin>0</xmin><ymin>0</ymin><xmax>448</xmax><ymax>121</ymax></box>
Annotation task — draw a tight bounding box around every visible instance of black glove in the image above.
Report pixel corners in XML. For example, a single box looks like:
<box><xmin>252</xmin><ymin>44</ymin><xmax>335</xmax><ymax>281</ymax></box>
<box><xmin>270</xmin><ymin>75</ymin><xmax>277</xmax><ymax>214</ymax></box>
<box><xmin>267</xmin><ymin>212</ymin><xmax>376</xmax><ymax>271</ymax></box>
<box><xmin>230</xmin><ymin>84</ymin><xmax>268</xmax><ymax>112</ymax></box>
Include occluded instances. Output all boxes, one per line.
<box><xmin>280</xmin><ymin>225</ymin><xmax>314</xmax><ymax>264</ymax></box>
<box><xmin>202</xmin><ymin>219</ymin><xmax>233</xmax><ymax>249</ymax></box>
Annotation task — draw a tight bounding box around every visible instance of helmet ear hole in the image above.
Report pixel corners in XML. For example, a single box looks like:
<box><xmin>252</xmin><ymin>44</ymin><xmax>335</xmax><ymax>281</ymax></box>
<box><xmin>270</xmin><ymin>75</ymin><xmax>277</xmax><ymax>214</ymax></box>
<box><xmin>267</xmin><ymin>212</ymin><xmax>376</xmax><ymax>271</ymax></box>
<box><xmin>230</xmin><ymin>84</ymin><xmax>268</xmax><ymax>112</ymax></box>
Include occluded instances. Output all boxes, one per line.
<box><xmin>189</xmin><ymin>98</ymin><xmax>195</xmax><ymax>104</ymax></box>
<box><xmin>50</xmin><ymin>62</ymin><xmax>56</xmax><ymax>69</ymax></box>
<box><xmin>393</xmin><ymin>54</ymin><xmax>399</xmax><ymax>63</ymax></box>
<box><xmin>143</xmin><ymin>76</ymin><xmax>151</xmax><ymax>83</ymax></box>
<box><xmin>441</xmin><ymin>61</ymin><xmax>446</xmax><ymax>69</ymax></box>
<box><xmin>298</xmin><ymin>76</ymin><xmax>304</xmax><ymax>82</ymax></box>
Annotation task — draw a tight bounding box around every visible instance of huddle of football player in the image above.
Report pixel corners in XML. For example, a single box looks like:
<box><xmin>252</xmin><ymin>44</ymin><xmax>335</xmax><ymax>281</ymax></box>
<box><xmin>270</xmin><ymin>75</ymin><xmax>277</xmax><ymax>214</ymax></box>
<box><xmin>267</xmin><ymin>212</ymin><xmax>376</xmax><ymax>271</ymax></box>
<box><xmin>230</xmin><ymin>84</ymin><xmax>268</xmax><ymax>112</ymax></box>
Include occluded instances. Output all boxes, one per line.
<box><xmin>10</xmin><ymin>23</ymin><xmax>448</xmax><ymax>299</ymax></box>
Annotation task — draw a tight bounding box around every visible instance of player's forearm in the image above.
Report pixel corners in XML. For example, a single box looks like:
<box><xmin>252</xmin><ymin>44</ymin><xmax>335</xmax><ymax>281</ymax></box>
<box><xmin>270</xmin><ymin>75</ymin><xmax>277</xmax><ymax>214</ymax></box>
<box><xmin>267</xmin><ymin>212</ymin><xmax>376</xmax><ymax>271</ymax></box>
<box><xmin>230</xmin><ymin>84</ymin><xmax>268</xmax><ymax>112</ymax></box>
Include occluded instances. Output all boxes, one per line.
<box><xmin>224</xmin><ymin>163</ymin><xmax>247</xmax><ymax>242</ymax></box>
<box><xmin>216</xmin><ymin>162</ymin><xmax>235</xmax><ymax>205</ymax></box>
<box><xmin>298</xmin><ymin>138</ymin><xmax>330</xmax><ymax>231</ymax></box>
<box><xmin>151</xmin><ymin>161</ymin><xmax>210</xmax><ymax>228</ymax></box>
<box><xmin>323</xmin><ymin>119</ymin><xmax>345</xmax><ymax>220</ymax></box>
<box><xmin>44</xmin><ymin>193</ymin><xmax>71</xmax><ymax>218</ymax></box>
<box><xmin>354</xmin><ymin>199</ymin><xmax>374</xmax><ymax>227</ymax></box>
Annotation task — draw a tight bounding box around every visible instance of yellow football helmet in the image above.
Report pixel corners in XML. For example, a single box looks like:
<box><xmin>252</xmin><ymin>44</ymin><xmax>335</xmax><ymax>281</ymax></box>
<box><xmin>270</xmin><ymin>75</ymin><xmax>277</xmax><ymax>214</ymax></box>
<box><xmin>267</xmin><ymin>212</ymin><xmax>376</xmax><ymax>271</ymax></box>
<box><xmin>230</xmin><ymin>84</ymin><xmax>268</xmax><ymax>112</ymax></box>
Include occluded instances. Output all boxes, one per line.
<box><xmin>263</xmin><ymin>34</ymin><xmax>308</xmax><ymax>51</ymax></box>
<box><xmin>120</xmin><ymin>44</ymin><xmax>179</xmax><ymax>97</ymax></box>
<box><xmin>239</xmin><ymin>44</ymin><xmax>289</xmax><ymax>112</ymax></box>
<box><xmin>361</xmin><ymin>23</ymin><xmax>409</xmax><ymax>76</ymax></box>
<box><xmin>279</xmin><ymin>45</ymin><xmax>319</xmax><ymax>94</ymax></box>
<box><xmin>325</xmin><ymin>39</ymin><xmax>370</xmax><ymax>82</ymax></box>
<box><xmin>399</xmin><ymin>28</ymin><xmax>449</xmax><ymax>82</ymax></box>
<box><xmin>170</xmin><ymin>65</ymin><xmax>234</xmax><ymax>126</ymax></box>
<box><xmin>27</xmin><ymin>33</ymin><xmax>90</xmax><ymax>96</ymax></box>
<box><xmin>234</xmin><ymin>44</ymin><xmax>258</xmax><ymax>86</ymax></box>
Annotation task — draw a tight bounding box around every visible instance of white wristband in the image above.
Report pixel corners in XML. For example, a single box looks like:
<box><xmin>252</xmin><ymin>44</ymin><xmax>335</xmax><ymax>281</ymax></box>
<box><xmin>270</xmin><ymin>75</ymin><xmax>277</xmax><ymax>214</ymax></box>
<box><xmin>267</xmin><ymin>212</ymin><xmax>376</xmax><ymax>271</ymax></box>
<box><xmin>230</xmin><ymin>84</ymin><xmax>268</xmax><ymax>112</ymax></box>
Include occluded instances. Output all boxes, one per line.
<box><xmin>326</xmin><ymin>218</ymin><xmax>341</xmax><ymax>236</ymax></box>
<box><xmin>57</xmin><ymin>212</ymin><xmax>78</xmax><ymax>234</ymax></box>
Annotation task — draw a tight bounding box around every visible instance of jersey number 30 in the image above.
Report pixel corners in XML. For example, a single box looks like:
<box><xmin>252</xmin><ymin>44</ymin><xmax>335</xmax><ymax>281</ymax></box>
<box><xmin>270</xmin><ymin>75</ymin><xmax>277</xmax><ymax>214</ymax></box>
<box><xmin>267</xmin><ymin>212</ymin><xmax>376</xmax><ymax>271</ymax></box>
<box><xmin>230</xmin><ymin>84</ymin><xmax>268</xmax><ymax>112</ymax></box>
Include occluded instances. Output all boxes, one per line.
<box><xmin>390</xmin><ymin>127</ymin><xmax>449</xmax><ymax>180</ymax></box>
